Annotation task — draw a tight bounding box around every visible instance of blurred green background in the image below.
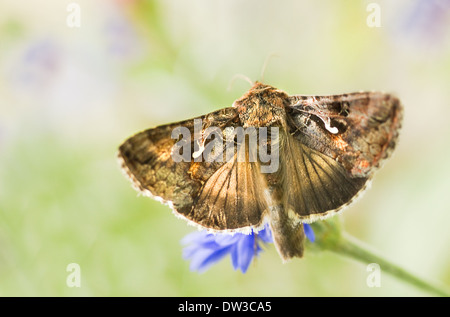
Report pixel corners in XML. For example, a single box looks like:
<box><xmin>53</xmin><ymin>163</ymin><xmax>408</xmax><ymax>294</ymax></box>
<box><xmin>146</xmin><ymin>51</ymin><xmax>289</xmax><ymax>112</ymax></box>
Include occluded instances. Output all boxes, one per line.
<box><xmin>1</xmin><ymin>0</ymin><xmax>449</xmax><ymax>296</ymax></box>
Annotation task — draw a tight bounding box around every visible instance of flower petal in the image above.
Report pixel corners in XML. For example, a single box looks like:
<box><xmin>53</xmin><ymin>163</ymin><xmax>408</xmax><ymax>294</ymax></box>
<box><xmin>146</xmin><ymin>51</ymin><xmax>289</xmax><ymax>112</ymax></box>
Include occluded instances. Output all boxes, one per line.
<box><xmin>180</xmin><ymin>230</ymin><xmax>210</xmax><ymax>245</ymax></box>
<box><xmin>235</xmin><ymin>234</ymin><xmax>256</xmax><ymax>273</ymax></box>
<box><xmin>256</xmin><ymin>224</ymin><xmax>273</xmax><ymax>243</ymax></box>
<box><xmin>303</xmin><ymin>223</ymin><xmax>315</xmax><ymax>242</ymax></box>
<box><xmin>214</xmin><ymin>232</ymin><xmax>241</xmax><ymax>246</ymax></box>
<box><xmin>188</xmin><ymin>244</ymin><xmax>232</xmax><ymax>273</ymax></box>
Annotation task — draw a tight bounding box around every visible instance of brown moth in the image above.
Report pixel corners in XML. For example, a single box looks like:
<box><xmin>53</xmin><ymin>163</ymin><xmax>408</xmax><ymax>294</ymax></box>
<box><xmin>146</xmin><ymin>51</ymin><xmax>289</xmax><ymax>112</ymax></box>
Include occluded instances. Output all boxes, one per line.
<box><xmin>118</xmin><ymin>82</ymin><xmax>402</xmax><ymax>262</ymax></box>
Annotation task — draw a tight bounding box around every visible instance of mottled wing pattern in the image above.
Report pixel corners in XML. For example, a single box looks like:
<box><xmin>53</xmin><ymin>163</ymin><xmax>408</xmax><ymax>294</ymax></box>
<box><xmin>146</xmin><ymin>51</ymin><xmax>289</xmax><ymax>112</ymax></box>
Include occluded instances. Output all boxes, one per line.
<box><xmin>267</xmin><ymin>129</ymin><xmax>366</xmax><ymax>260</ymax></box>
<box><xmin>118</xmin><ymin>117</ymin><xmax>203</xmax><ymax>215</ymax></box>
<box><xmin>283</xmin><ymin>92</ymin><xmax>402</xmax><ymax>221</ymax></box>
<box><xmin>281</xmin><ymin>136</ymin><xmax>368</xmax><ymax>222</ymax></box>
<box><xmin>186</xmin><ymin>149</ymin><xmax>269</xmax><ymax>231</ymax></box>
<box><xmin>118</xmin><ymin>107</ymin><xmax>268</xmax><ymax>232</ymax></box>
<box><xmin>287</xmin><ymin>92</ymin><xmax>402</xmax><ymax>177</ymax></box>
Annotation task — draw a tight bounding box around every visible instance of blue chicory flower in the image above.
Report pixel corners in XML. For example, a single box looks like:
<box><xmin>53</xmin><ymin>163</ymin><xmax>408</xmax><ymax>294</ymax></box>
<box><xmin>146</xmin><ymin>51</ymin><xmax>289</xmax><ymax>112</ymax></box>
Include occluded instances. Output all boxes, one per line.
<box><xmin>181</xmin><ymin>223</ymin><xmax>314</xmax><ymax>273</ymax></box>
<box><xmin>304</xmin><ymin>223</ymin><xmax>315</xmax><ymax>242</ymax></box>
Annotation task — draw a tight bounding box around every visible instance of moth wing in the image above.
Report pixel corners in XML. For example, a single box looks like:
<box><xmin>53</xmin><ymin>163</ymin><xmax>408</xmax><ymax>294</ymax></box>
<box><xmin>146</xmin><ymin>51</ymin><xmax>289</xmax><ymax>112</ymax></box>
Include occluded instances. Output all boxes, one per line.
<box><xmin>118</xmin><ymin>107</ymin><xmax>236</xmax><ymax>218</ymax></box>
<box><xmin>118</xmin><ymin>107</ymin><xmax>268</xmax><ymax>232</ymax></box>
<box><xmin>280</xmin><ymin>91</ymin><xmax>402</xmax><ymax>221</ymax></box>
<box><xmin>187</xmin><ymin>151</ymin><xmax>269</xmax><ymax>232</ymax></box>
<box><xmin>281</xmin><ymin>135</ymin><xmax>368</xmax><ymax>222</ymax></box>
<box><xmin>287</xmin><ymin>92</ymin><xmax>402</xmax><ymax>178</ymax></box>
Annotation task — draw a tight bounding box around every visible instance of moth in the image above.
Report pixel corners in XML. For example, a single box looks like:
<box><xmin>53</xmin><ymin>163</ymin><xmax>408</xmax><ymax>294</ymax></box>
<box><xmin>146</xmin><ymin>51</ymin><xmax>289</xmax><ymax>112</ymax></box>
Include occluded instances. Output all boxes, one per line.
<box><xmin>118</xmin><ymin>82</ymin><xmax>402</xmax><ymax>262</ymax></box>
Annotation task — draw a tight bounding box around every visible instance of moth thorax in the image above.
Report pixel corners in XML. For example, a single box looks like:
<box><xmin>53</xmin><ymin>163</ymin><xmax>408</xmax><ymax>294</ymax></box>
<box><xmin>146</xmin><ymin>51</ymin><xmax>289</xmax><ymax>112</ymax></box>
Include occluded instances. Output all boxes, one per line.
<box><xmin>235</xmin><ymin>98</ymin><xmax>287</xmax><ymax>128</ymax></box>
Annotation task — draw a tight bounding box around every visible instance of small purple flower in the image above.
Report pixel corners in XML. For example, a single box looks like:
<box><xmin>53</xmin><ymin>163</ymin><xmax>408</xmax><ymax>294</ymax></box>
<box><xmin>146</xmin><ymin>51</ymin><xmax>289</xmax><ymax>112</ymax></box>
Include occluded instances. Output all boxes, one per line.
<box><xmin>181</xmin><ymin>223</ymin><xmax>314</xmax><ymax>273</ymax></box>
<box><xmin>9</xmin><ymin>38</ymin><xmax>62</xmax><ymax>92</ymax></box>
<box><xmin>399</xmin><ymin>0</ymin><xmax>450</xmax><ymax>44</ymax></box>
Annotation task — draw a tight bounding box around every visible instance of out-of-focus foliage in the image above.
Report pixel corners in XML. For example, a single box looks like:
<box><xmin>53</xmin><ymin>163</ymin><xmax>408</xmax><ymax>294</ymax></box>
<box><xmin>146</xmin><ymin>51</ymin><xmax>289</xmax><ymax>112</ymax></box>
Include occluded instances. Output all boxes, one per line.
<box><xmin>0</xmin><ymin>0</ymin><xmax>449</xmax><ymax>296</ymax></box>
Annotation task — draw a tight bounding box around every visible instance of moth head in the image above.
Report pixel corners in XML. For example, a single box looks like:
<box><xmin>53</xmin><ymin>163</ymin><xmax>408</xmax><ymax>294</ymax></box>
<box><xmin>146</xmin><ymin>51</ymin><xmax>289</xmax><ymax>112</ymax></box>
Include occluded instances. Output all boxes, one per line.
<box><xmin>233</xmin><ymin>82</ymin><xmax>289</xmax><ymax>107</ymax></box>
<box><xmin>232</xmin><ymin>82</ymin><xmax>289</xmax><ymax>127</ymax></box>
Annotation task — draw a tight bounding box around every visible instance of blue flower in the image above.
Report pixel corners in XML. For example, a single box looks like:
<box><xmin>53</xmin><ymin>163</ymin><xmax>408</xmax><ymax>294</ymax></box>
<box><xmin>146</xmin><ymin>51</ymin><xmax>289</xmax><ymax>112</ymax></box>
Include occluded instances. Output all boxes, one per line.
<box><xmin>304</xmin><ymin>223</ymin><xmax>315</xmax><ymax>242</ymax></box>
<box><xmin>181</xmin><ymin>223</ymin><xmax>314</xmax><ymax>273</ymax></box>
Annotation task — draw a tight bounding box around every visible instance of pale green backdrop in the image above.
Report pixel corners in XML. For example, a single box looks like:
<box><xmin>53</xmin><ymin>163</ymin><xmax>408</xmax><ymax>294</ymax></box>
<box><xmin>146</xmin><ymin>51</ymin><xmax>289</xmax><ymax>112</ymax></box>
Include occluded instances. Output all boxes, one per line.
<box><xmin>0</xmin><ymin>0</ymin><xmax>449</xmax><ymax>296</ymax></box>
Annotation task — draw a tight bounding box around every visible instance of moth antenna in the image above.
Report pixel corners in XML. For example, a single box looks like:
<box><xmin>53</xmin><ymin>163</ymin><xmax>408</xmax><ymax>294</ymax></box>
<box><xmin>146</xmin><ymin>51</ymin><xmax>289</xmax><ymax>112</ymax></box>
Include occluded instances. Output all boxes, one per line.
<box><xmin>227</xmin><ymin>74</ymin><xmax>254</xmax><ymax>91</ymax></box>
<box><xmin>260</xmin><ymin>53</ymin><xmax>279</xmax><ymax>82</ymax></box>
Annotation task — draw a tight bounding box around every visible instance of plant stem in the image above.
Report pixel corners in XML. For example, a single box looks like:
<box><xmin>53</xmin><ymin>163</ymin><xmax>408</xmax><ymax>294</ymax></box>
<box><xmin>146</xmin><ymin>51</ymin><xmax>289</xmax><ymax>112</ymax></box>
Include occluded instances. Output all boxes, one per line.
<box><xmin>331</xmin><ymin>233</ymin><xmax>449</xmax><ymax>297</ymax></box>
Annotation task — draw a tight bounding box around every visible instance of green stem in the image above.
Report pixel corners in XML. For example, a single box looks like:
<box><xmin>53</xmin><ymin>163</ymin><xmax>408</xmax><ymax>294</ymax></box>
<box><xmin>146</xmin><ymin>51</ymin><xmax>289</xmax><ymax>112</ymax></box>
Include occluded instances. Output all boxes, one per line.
<box><xmin>331</xmin><ymin>233</ymin><xmax>449</xmax><ymax>297</ymax></box>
